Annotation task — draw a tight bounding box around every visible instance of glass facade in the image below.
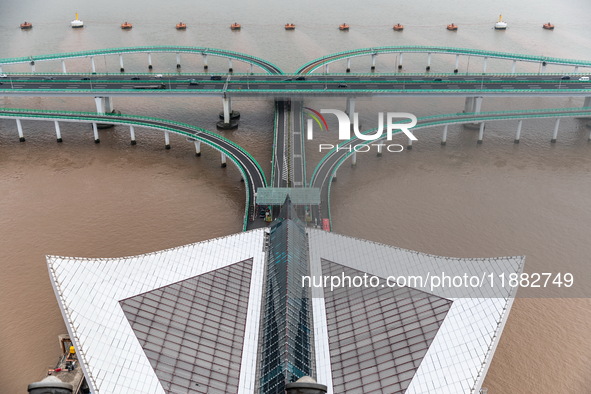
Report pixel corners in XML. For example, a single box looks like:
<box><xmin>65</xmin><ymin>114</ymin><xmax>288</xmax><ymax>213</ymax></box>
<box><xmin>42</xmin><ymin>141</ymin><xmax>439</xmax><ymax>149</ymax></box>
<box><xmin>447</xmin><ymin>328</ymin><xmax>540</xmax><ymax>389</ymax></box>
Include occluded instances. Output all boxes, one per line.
<box><xmin>258</xmin><ymin>201</ymin><xmax>314</xmax><ymax>393</ymax></box>
<box><xmin>120</xmin><ymin>259</ymin><xmax>253</xmax><ymax>394</ymax></box>
<box><xmin>321</xmin><ymin>259</ymin><xmax>452</xmax><ymax>393</ymax></box>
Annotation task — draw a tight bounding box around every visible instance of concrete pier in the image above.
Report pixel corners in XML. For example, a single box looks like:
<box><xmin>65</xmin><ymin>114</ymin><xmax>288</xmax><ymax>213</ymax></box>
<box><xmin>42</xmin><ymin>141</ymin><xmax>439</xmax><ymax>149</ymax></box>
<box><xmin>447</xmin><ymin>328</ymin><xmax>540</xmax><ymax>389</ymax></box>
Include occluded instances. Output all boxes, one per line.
<box><xmin>176</xmin><ymin>53</ymin><xmax>181</xmax><ymax>69</ymax></box>
<box><xmin>148</xmin><ymin>53</ymin><xmax>153</xmax><ymax>70</ymax></box>
<box><xmin>164</xmin><ymin>130</ymin><xmax>171</xmax><ymax>149</ymax></box>
<box><xmin>30</xmin><ymin>61</ymin><xmax>35</xmax><ymax>73</ymax></box>
<box><xmin>90</xmin><ymin>56</ymin><xmax>96</xmax><ymax>73</ymax></box>
<box><xmin>511</xmin><ymin>60</ymin><xmax>517</xmax><ymax>74</ymax></box>
<box><xmin>454</xmin><ymin>55</ymin><xmax>459</xmax><ymax>73</ymax></box>
<box><xmin>61</xmin><ymin>60</ymin><xmax>67</xmax><ymax>74</ymax></box>
<box><xmin>346</xmin><ymin>58</ymin><xmax>351</xmax><ymax>73</ymax></box>
<box><xmin>130</xmin><ymin>125</ymin><xmax>136</xmax><ymax>145</ymax></box>
<box><xmin>551</xmin><ymin>118</ymin><xmax>560</xmax><ymax>143</ymax></box>
<box><xmin>203</xmin><ymin>54</ymin><xmax>208</xmax><ymax>70</ymax></box>
<box><xmin>228</xmin><ymin>58</ymin><xmax>233</xmax><ymax>73</ymax></box>
<box><xmin>398</xmin><ymin>52</ymin><xmax>403</xmax><ymax>69</ymax></box>
<box><xmin>426</xmin><ymin>53</ymin><xmax>432</xmax><ymax>71</ymax></box>
<box><xmin>94</xmin><ymin>97</ymin><xmax>113</xmax><ymax>114</ymax></box>
<box><xmin>217</xmin><ymin>96</ymin><xmax>239</xmax><ymax>129</ymax></box>
<box><xmin>54</xmin><ymin>120</ymin><xmax>63</xmax><ymax>142</ymax></box>
<box><xmin>16</xmin><ymin>119</ymin><xmax>25</xmax><ymax>142</ymax></box>
<box><xmin>194</xmin><ymin>141</ymin><xmax>201</xmax><ymax>156</ymax></box>
<box><xmin>92</xmin><ymin>122</ymin><xmax>100</xmax><ymax>143</ymax></box>
<box><xmin>482</xmin><ymin>57</ymin><xmax>488</xmax><ymax>73</ymax></box>
<box><xmin>221</xmin><ymin>152</ymin><xmax>227</xmax><ymax>167</ymax></box>
<box><xmin>407</xmin><ymin>137</ymin><xmax>413</xmax><ymax>149</ymax></box>
<box><xmin>441</xmin><ymin>124</ymin><xmax>448</xmax><ymax>145</ymax></box>
<box><xmin>351</xmin><ymin>151</ymin><xmax>357</xmax><ymax>166</ymax></box>
<box><xmin>346</xmin><ymin>97</ymin><xmax>355</xmax><ymax>118</ymax></box>
<box><xmin>514</xmin><ymin>120</ymin><xmax>523</xmax><ymax>143</ymax></box>
<box><xmin>119</xmin><ymin>55</ymin><xmax>124</xmax><ymax>72</ymax></box>
<box><xmin>376</xmin><ymin>143</ymin><xmax>383</xmax><ymax>157</ymax></box>
<box><xmin>371</xmin><ymin>54</ymin><xmax>376</xmax><ymax>71</ymax></box>
<box><xmin>324</xmin><ymin>64</ymin><xmax>329</xmax><ymax>73</ymax></box>
<box><xmin>477</xmin><ymin>122</ymin><xmax>485</xmax><ymax>144</ymax></box>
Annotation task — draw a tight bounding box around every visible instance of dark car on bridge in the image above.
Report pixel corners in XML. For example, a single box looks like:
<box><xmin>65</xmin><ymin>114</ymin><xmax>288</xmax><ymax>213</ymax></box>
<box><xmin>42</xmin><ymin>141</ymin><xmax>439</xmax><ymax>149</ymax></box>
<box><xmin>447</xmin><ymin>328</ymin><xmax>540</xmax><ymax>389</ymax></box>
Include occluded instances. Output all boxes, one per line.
<box><xmin>210</xmin><ymin>75</ymin><xmax>223</xmax><ymax>80</ymax></box>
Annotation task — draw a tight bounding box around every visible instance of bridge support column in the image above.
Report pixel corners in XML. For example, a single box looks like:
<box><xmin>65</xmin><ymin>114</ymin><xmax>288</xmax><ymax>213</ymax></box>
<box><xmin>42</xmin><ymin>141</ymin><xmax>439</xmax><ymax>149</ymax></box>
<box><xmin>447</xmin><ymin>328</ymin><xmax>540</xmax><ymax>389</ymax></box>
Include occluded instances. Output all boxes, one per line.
<box><xmin>130</xmin><ymin>125</ymin><xmax>136</xmax><ymax>145</ymax></box>
<box><xmin>464</xmin><ymin>97</ymin><xmax>475</xmax><ymax>113</ymax></box>
<box><xmin>94</xmin><ymin>97</ymin><xmax>113</xmax><ymax>114</ymax></box>
<box><xmin>574</xmin><ymin>66</ymin><xmax>579</xmax><ymax>73</ymax></box>
<box><xmin>441</xmin><ymin>124</ymin><xmax>448</xmax><ymax>145</ymax></box>
<box><xmin>346</xmin><ymin>58</ymin><xmax>351</xmax><ymax>73</ymax></box>
<box><xmin>194</xmin><ymin>141</ymin><xmax>201</xmax><ymax>156</ymax></box>
<box><xmin>228</xmin><ymin>58</ymin><xmax>233</xmax><ymax>73</ymax></box>
<box><xmin>223</xmin><ymin>96</ymin><xmax>231</xmax><ymax>123</ymax></box>
<box><xmin>30</xmin><ymin>61</ymin><xmax>35</xmax><ymax>72</ymax></box>
<box><xmin>54</xmin><ymin>121</ymin><xmax>63</xmax><ymax>143</ymax></box>
<box><xmin>148</xmin><ymin>53</ymin><xmax>153</xmax><ymax>70</ymax></box>
<box><xmin>92</xmin><ymin>122</ymin><xmax>100</xmax><ymax>143</ymax></box>
<box><xmin>203</xmin><ymin>54</ymin><xmax>208</xmax><ymax>70</ymax></box>
<box><xmin>16</xmin><ymin>119</ymin><xmax>25</xmax><ymax>142</ymax></box>
<box><xmin>398</xmin><ymin>53</ymin><xmax>403</xmax><ymax>70</ymax></box>
<box><xmin>454</xmin><ymin>55</ymin><xmax>459</xmax><ymax>73</ymax></box>
<box><xmin>176</xmin><ymin>53</ymin><xmax>181</xmax><ymax>69</ymax></box>
<box><xmin>514</xmin><ymin>120</ymin><xmax>523</xmax><ymax>143</ymax></box>
<box><xmin>482</xmin><ymin>57</ymin><xmax>488</xmax><ymax>73</ymax></box>
<box><xmin>351</xmin><ymin>151</ymin><xmax>357</xmax><ymax>166</ymax></box>
<box><xmin>119</xmin><ymin>54</ymin><xmax>125</xmax><ymax>72</ymax></box>
<box><xmin>474</xmin><ymin>97</ymin><xmax>483</xmax><ymax>114</ymax></box>
<box><xmin>103</xmin><ymin>97</ymin><xmax>113</xmax><ymax>113</ymax></box>
<box><xmin>371</xmin><ymin>54</ymin><xmax>376</xmax><ymax>71</ymax></box>
<box><xmin>346</xmin><ymin>97</ymin><xmax>356</xmax><ymax>117</ymax></box>
<box><xmin>61</xmin><ymin>60</ymin><xmax>67</xmax><ymax>74</ymax></box>
<box><xmin>376</xmin><ymin>143</ymin><xmax>383</xmax><ymax>157</ymax></box>
<box><xmin>220</xmin><ymin>152</ymin><xmax>227</xmax><ymax>167</ymax></box>
<box><xmin>94</xmin><ymin>97</ymin><xmax>104</xmax><ymax>114</ymax></box>
<box><xmin>551</xmin><ymin>118</ymin><xmax>560</xmax><ymax>143</ymax></box>
<box><xmin>90</xmin><ymin>56</ymin><xmax>96</xmax><ymax>73</ymax></box>
<box><xmin>583</xmin><ymin>97</ymin><xmax>591</xmax><ymax>108</ymax></box>
<box><xmin>477</xmin><ymin>123</ymin><xmax>485</xmax><ymax>144</ymax></box>
<box><xmin>217</xmin><ymin>96</ymin><xmax>239</xmax><ymax>129</ymax></box>
<box><xmin>426</xmin><ymin>53</ymin><xmax>431</xmax><ymax>71</ymax></box>
<box><xmin>324</xmin><ymin>64</ymin><xmax>329</xmax><ymax>73</ymax></box>
<box><xmin>541</xmin><ymin>61</ymin><xmax>547</xmax><ymax>72</ymax></box>
<box><xmin>407</xmin><ymin>137</ymin><xmax>413</xmax><ymax>150</ymax></box>
<box><xmin>249</xmin><ymin>63</ymin><xmax>254</xmax><ymax>74</ymax></box>
<box><xmin>511</xmin><ymin>60</ymin><xmax>517</xmax><ymax>74</ymax></box>
<box><xmin>164</xmin><ymin>131</ymin><xmax>171</xmax><ymax>149</ymax></box>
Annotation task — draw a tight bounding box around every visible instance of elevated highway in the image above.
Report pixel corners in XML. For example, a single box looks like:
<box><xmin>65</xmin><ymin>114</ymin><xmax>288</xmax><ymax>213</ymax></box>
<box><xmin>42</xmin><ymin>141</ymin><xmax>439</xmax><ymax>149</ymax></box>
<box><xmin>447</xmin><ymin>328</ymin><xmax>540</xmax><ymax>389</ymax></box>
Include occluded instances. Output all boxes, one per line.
<box><xmin>309</xmin><ymin>107</ymin><xmax>591</xmax><ymax>226</ymax></box>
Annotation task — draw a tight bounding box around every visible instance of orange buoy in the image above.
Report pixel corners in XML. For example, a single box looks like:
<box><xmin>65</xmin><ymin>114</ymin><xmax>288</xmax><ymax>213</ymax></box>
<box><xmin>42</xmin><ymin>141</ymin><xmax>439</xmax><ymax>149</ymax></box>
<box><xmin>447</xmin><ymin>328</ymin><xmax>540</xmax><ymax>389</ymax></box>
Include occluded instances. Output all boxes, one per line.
<box><xmin>393</xmin><ymin>23</ymin><xmax>404</xmax><ymax>31</ymax></box>
<box><xmin>20</xmin><ymin>21</ymin><xmax>33</xmax><ymax>29</ymax></box>
<box><xmin>542</xmin><ymin>22</ymin><xmax>554</xmax><ymax>30</ymax></box>
<box><xmin>121</xmin><ymin>21</ymin><xmax>133</xmax><ymax>29</ymax></box>
<box><xmin>230</xmin><ymin>22</ymin><xmax>241</xmax><ymax>30</ymax></box>
<box><xmin>285</xmin><ymin>23</ymin><xmax>295</xmax><ymax>30</ymax></box>
<box><xmin>176</xmin><ymin>22</ymin><xmax>187</xmax><ymax>30</ymax></box>
<box><xmin>447</xmin><ymin>23</ymin><xmax>458</xmax><ymax>31</ymax></box>
<box><xmin>339</xmin><ymin>23</ymin><xmax>349</xmax><ymax>31</ymax></box>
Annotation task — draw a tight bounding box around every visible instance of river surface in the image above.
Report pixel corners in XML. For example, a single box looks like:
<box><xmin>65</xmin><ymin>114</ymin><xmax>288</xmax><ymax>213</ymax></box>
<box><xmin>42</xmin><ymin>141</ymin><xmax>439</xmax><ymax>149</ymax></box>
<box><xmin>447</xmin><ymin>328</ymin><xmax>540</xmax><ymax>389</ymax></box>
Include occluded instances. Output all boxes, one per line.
<box><xmin>1</xmin><ymin>0</ymin><xmax>591</xmax><ymax>392</ymax></box>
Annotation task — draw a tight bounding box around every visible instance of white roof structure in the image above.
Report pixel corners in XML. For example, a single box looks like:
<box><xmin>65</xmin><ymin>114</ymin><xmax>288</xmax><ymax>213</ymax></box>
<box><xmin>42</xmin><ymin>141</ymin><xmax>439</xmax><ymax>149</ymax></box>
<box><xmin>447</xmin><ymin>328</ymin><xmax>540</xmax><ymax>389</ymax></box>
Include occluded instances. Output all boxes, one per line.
<box><xmin>47</xmin><ymin>223</ymin><xmax>523</xmax><ymax>394</ymax></box>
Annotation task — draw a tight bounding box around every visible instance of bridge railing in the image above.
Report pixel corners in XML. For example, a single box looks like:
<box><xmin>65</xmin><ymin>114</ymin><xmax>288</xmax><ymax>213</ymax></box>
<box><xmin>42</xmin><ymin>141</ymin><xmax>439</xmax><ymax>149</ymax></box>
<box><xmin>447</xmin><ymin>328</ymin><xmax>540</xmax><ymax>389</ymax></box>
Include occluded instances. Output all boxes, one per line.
<box><xmin>0</xmin><ymin>108</ymin><xmax>269</xmax><ymax>231</ymax></box>
<box><xmin>0</xmin><ymin>46</ymin><xmax>284</xmax><ymax>74</ymax></box>
<box><xmin>297</xmin><ymin>45</ymin><xmax>591</xmax><ymax>74</ymax></box>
